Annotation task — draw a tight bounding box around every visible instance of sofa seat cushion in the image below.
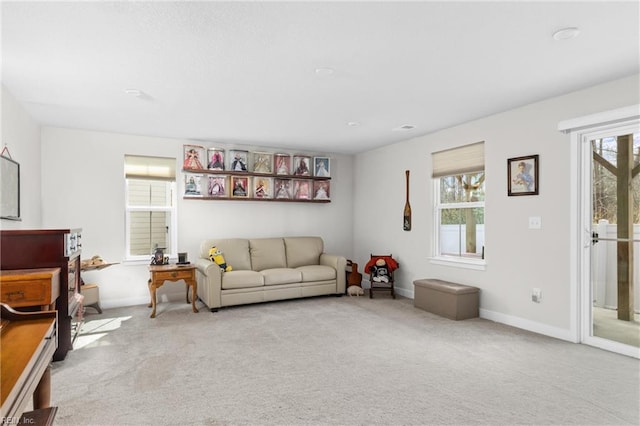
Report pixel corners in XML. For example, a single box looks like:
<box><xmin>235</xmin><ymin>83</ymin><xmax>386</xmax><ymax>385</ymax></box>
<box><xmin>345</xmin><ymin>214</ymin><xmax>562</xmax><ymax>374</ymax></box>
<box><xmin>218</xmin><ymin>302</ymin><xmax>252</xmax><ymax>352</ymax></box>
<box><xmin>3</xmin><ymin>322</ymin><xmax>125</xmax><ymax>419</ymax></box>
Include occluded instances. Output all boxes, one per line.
<box><xmin>261</xmin><ymin>268</ymin><xmax>302</xmax><ymax>286</ymax></box>
<box><xmin>222</xmin><ymin>270</ymin><xmax>264</xmax><ymax>289</ymax></box>
<box><xmin>296</xmin><ymin>265</ymin><xmax>336</xmax><ymax>282</ymax></box>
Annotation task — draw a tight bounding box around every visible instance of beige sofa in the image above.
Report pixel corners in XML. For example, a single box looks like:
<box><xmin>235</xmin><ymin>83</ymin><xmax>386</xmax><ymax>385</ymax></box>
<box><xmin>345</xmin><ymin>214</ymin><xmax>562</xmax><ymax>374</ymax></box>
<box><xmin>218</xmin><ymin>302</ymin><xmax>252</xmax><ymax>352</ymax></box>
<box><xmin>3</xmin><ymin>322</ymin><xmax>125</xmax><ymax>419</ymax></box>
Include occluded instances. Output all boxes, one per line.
<box><xmin>195</xmin><ymin>236</ymin><xmax>346</xmax><ymax>311</ymax></box>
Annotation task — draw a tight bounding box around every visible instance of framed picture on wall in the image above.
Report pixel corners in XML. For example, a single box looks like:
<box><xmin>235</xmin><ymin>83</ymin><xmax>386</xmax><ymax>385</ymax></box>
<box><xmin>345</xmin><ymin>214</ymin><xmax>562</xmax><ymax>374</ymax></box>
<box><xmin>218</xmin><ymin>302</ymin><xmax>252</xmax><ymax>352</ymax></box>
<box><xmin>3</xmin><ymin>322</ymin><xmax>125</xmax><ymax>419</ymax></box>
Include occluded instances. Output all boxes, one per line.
<box><xmin>207</xmin><ymin>148</ymin><xmax>225</xmax><ymax>171</ymax></box>
<box><xmin>207</xmin><ymin>175</ymin><xmax>228</xmax><ymax>197</ymax></box>
<box><xmin>184</xmin><ymin>173</ymin><xmax>204</xmax><ymax>196</ymax></box>
<box><xmin>183</xmin><ymin>144</ymin><xmax>206</xmax><ymax>170</ymax></box>
<box><xmin>231</xmin><ymin>176</ymin><xmax>249</xmax><ymax>197</ymax></box>
<box><xmin>274</xmin><ymin>178</ymin><xmax>292</xmax><ymax>199</ymax></box>
<box><xmin>253</xmin><ymin>177</ymin><xmax>273</xmax><ymax>199</ymax></box>
<box><xmin>507</xmin><ymin>154</ymin><xmax>539</xmax><ymax>196</ymax></box>
<box><xmin>252</xmin><ymin>152</ymin><xmax>273</xmax><ymax>174</ymax></box>
<box><xmin>293</xmin><ymin>155</ymin><xmax>311</xmax><ymax>176</ymax></box>
<box><xmin>314</xmin><ymin>157</ymin><xmax>330</xmax><ymax>177</ymax></box>
<box><xmin>293</xmin><ymin>180</ymin><xmax>312</xmax><ymax>200</ymax></box>
<box><xmin>228</xmin><ymin>150</ymin><xmax>249</xmax><ymax>172</ymax></box>
<box><xmin>313</xmin><ymin>180</ymin><xmax>330</xmax><ymax>200</ymax></box>
<box><xmin>274</xmin><ymin>153</ymin><xmax>291</xmax><ymax>175</ymax></box>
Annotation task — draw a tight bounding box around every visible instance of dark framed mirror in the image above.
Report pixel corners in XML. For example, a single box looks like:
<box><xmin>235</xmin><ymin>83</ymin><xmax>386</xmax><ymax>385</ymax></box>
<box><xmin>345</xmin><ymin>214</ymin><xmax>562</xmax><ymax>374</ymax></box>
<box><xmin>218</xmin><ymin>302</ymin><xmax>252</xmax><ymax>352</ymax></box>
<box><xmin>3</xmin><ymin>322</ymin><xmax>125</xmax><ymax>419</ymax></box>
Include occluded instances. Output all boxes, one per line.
<box><xmin>1</xmin><ymin>155</ymin><xmax>21</xmax><ymax>220</ymax></box>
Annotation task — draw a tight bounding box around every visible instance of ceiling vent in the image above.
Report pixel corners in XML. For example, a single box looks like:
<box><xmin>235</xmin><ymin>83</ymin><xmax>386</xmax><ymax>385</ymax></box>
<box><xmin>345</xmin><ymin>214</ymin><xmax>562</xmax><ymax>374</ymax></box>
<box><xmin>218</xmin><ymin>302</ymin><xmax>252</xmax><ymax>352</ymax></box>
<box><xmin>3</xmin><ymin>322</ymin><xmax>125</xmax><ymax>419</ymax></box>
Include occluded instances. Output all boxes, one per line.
<box><xmin>393</xmin><ymin>124</ymin><xmax>416</xmax><ymax>131</ymax></box>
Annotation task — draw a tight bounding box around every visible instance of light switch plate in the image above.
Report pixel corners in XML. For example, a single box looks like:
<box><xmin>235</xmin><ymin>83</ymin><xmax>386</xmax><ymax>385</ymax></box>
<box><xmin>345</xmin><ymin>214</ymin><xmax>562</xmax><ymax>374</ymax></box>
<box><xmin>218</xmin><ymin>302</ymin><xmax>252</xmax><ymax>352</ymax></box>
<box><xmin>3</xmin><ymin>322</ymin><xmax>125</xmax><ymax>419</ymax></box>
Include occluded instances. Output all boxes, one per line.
<box><xmin>529</xmin><ymin>216</ymin><xmax>541</xmax><ymax>229</ymax></box>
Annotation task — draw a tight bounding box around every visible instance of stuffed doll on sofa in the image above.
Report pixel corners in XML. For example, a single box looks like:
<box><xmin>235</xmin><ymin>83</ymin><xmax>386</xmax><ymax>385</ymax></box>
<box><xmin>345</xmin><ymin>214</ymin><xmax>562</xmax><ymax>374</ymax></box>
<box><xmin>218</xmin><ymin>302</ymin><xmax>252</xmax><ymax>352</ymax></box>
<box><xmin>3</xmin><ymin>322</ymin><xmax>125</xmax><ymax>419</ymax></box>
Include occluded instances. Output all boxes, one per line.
<box><xmin>209</xmin><ymin>246</ymin><xmax>232</xmax><ymax>272</ymax></box>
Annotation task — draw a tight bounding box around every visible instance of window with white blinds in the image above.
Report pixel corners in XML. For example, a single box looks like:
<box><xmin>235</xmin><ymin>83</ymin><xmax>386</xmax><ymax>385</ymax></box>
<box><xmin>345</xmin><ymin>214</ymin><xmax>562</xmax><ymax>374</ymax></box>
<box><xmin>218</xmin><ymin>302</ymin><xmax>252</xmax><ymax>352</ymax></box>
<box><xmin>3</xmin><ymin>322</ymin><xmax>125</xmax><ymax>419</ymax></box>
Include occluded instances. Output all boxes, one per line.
<box><xmin>124</xmin><ymin>155</ymin><xmax>177</xmax><ymax>260</ymax></box>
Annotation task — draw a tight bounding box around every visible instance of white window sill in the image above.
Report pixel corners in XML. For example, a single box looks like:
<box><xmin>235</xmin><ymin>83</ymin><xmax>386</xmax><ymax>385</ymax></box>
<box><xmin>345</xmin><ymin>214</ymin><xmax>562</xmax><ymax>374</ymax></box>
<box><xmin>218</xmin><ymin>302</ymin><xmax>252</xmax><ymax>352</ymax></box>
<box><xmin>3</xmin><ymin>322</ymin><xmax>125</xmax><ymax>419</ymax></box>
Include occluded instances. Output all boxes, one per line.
<box><xmin>429</xmin><ymin>256</ymin><xmax>486</xmax><ymax>271</ymax></box>
<box><xmin>122</xmin><ymin>258</ymin><xmax>151</xmax><ymax>266</ymax></box>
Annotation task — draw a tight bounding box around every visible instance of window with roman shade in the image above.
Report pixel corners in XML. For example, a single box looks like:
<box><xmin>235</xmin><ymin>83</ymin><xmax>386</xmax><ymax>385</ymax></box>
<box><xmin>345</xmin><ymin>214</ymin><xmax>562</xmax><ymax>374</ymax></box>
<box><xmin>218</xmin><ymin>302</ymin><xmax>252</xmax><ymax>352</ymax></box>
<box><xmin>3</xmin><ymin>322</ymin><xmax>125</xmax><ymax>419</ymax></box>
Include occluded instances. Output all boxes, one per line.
<box><xmin>432</xmin><ymin>141</ymin><xmax>486</xmax><ymax>267</ymax></box>
<box><xmin>124</xmin><ymin>155</ymin><xmax>177</xmax><ymax>260</ymax></box>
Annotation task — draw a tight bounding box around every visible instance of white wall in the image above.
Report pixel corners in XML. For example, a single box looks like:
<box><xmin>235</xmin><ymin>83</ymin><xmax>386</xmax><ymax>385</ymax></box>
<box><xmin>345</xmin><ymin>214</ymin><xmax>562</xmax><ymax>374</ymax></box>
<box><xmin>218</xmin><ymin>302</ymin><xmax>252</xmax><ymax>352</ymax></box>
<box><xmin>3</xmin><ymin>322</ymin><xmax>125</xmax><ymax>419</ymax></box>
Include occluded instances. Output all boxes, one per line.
<box><xmin>353</xmin><ymin>74</ymin><xmax>640</xmax><ymax>341</ymax></box>
<box><xmin>40</xmin><ymin>127</ymin><xmax>353</xmax><ymax>308</ymax></box>
<box><xmin>0</xmin><ymin>85</ymin><xmax>42</xmax><ymax>229</ymax></box>
<box><xmin>6</xmin><ymin>74</ymin><xmax>639</xmax><ymax>341</ymax></box>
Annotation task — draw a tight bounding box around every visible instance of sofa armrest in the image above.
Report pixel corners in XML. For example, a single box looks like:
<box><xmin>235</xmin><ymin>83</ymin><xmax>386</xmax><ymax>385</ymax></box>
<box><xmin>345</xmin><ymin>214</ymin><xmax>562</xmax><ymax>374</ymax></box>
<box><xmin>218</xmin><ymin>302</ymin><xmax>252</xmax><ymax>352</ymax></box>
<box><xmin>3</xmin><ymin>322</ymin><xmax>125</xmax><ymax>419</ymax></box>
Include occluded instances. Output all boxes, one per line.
<box><xmin>320</xmin><ymin>253</ymin><xmax>347</xmax><ymax>294</ymax></box>
<box><xmin>195</xmin><ymin>258</ymin><xmax>222</xmax><ymax>309</ymax></box>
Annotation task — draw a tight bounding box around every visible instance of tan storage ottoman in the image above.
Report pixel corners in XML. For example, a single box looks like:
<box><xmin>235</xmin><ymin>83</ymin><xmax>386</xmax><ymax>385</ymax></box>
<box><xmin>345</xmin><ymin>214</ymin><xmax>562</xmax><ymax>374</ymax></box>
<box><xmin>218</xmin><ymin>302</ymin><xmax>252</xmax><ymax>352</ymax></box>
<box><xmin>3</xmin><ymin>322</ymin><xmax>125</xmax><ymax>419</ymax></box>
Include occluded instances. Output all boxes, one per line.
<box><xmin>413</xmin><ymin>279</ymin><xmax>479</xmax><ymax>320</ymax></box>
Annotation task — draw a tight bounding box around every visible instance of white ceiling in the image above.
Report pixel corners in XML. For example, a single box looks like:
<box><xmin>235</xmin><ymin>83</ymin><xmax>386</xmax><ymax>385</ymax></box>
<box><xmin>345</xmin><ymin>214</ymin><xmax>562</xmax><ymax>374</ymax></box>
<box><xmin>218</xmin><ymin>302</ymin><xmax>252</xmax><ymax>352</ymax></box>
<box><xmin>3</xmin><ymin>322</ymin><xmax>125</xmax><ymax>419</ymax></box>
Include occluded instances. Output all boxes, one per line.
<box><xmin>2</xmin><ymin>1</ymin><xmax>639</xmax><ymax>154</ymax></box>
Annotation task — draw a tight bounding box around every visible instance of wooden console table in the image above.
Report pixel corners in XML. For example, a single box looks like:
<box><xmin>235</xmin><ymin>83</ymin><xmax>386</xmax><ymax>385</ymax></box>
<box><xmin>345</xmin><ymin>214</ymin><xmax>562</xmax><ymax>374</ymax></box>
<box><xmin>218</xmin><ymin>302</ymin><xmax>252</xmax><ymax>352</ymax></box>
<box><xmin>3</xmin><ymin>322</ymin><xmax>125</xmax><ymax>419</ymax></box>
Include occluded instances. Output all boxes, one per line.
<box><xmin>148</xmin><ymin>264</ymin><xmax>198</xmax><ymax>318</ymax></box>
<box><xmin>0</xmin><ymin>304</ymin><xmax>58</xmax><ymax>425</ymax></box>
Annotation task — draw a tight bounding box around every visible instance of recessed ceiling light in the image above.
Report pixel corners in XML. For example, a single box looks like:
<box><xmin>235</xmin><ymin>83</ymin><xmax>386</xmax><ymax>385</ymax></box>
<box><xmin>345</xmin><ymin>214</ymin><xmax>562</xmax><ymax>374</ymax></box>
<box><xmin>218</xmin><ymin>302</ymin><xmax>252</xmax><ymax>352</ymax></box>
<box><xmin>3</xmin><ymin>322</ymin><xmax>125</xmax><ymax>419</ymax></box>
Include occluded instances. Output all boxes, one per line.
<box><xmin>124</xmin><ymin>88</ymin><xmax>143</xmax><ymax>97</ymax></box>
<box><xmin>347</xmin><ymin>121</ymin><xmax>360</xmax><ymax>127</ymax></box>
<box><xmin>393</xmin><ymin>124</ymin><xmax>416</xmax><ymax>131</ymax></box>
<box><xmin>552</xmin><ymin>27</ymin><xmax>580</xmax><ymax>41</ymax></box>
<box><xmin>315</xmin><ymin>67</ymin><xmax>335</xmax><ymax>76</ymax></box>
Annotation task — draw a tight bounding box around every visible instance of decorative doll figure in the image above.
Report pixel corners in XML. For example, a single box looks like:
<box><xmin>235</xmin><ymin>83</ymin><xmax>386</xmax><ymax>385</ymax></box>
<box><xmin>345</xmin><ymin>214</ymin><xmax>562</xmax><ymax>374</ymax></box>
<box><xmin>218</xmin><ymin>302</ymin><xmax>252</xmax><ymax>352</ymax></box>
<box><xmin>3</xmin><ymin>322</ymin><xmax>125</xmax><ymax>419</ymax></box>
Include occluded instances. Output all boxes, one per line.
<box><xmin>231</xmin><ymin>153</ymin><xmax>247</xmax><ymax>171</ymax></box>
<box><xmin>315</xmin><ymin>159</ymin><xmax>329</xmax><ymax>177</ymax></box>
<box><xmin>208</xmin><ymin>177</ymin><xmax>225</xmax><ymax>196</ymax></box>
<box><xmin>184</xmin><ymin>148</ymin><xmax>204</xmax><ymax>169</ymax></box>
<box><xmin>255</xmin><ymin>179</ymin><xmax>269</xmax><ymax>198</ymax></box>
<box><xmin>294</xmin><ymin>157</ymin><xmax>310</xmax><ymax>176</ymax></box>
<box><xmin>208</xmin><ymin>151</ymin><xmax>224</xmax><ymax>170</ymax></box>
<box><xmin>233</xmin><ymin>179</ymin><xmax>247</xmax><ymax>196</ymax></box>
<box><xmin>276</xmin><ymin>155</ymin><xmax>290</xmax><ymax>175</ymax></box>
<box><xmin>314</xmin><ymin>182</ymin><xmax>329</xmax><ymax>199</ymax></box>
<box><xmin>275</xmin><ymin>180</ymin><xmax>291</xmax><ymax>199</ymax></box>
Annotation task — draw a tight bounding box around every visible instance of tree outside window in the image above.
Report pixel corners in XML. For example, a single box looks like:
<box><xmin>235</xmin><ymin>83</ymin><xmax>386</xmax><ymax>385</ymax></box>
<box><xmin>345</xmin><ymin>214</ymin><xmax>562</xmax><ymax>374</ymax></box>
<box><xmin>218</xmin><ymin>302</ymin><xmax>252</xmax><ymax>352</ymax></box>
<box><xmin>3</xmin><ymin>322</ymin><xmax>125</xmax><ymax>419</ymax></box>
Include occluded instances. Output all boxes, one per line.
<box><xmin>437</xmin><ymin>172</ymin><xmax>485</xmax><ymax>259</ymax></box>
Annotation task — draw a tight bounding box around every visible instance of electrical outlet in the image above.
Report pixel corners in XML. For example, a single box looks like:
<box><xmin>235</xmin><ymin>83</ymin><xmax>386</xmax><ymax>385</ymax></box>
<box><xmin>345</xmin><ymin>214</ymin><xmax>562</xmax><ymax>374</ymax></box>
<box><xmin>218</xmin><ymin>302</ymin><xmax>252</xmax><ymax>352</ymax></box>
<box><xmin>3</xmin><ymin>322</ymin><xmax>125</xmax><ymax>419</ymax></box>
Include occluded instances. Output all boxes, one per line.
<box><xmin>532</xmin><ymin>288</ymin><xmax>542</xmax><ymax>303</ymax></box>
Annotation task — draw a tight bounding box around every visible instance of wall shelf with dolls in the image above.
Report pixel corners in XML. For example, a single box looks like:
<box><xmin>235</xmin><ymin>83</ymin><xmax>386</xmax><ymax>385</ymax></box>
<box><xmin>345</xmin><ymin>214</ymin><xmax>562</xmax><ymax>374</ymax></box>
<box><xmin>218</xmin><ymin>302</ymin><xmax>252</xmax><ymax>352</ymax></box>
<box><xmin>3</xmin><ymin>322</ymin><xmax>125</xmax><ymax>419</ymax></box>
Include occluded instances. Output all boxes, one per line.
<box><xmin>181</xmin><ymin>145</ymin><xmax>331</xmax><ymax>203</ymax></box>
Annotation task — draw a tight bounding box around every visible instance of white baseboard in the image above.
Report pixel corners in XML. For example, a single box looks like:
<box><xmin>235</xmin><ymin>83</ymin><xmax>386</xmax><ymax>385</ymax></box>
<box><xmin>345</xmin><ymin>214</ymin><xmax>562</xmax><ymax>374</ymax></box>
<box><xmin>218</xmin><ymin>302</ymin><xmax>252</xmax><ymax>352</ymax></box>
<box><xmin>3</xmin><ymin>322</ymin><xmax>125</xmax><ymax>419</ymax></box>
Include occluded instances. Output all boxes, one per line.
<box><xmin>479</xmin><ymin>308</ymin><xmax>576</xmax><ymax>342</ymax></box>
<box><xmin>101</xmin><ymin>297</ymin><xmax>149</xmax><ymax>310</ymax></box>
<box><xmin>394</xmin><ymin>285</ymin><xmax>574</xmax><ymax>343</ymax></box>
<box><xmin>102</xmin><ymin>286</ymin><xmax>574</xmax><ymax>344</ymax></box>
<box><xmin>395</xmin><ymin>286</ymin><xmax>413</xmax><ymax>299</ymax></box>
<box><xmin>100</xmin><ymin>289</ymin><xmax>186</xmax><ymax>310</ymax></box>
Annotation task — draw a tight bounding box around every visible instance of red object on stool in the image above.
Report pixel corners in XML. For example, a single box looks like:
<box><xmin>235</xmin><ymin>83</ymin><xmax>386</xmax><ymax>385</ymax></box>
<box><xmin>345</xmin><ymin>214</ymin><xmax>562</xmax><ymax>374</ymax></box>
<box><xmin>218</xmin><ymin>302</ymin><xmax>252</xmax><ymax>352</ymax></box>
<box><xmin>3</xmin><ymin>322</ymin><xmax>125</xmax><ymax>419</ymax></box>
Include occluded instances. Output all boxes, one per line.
<box><xmin>365</xmin><ymin>254</ymin><xmax>398</xmax><ymax>299</ymax></box>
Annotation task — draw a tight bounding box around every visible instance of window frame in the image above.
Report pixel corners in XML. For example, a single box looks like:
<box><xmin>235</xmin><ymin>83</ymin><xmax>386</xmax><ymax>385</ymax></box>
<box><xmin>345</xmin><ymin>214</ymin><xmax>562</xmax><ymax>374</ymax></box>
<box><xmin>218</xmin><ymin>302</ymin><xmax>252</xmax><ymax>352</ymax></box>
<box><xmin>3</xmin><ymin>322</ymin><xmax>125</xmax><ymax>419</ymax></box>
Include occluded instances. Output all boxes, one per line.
<box><xmin>431</xmin><ymin>176</ymin><xmax>486</xmax><ymax>270</ymax></box>
<box><xmin>124</xmin><ymin>177</ymin><xmax>178</xmax><ymax>264</ymax></box>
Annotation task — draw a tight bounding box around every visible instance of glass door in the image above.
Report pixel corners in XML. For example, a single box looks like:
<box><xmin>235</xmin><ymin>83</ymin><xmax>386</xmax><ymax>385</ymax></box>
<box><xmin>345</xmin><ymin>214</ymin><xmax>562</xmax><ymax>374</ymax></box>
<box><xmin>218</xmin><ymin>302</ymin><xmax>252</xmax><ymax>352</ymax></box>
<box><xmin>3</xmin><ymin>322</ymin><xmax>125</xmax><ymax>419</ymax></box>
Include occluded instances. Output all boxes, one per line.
<box><xmin>582</xmin><ymin>125</ymin><xmax>639</xmax><ymax>357</ymax></box>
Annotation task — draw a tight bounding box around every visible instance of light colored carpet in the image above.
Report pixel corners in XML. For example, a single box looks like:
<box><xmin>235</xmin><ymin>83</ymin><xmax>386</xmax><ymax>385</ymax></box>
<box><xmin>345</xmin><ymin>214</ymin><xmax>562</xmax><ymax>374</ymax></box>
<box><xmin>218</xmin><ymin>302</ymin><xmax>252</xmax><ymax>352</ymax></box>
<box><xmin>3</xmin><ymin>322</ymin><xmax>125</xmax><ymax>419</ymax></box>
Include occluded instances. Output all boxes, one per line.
<box><xmin>51</xmin><ymin>295</ymin><xmax>640</xmax><ymax>425</ymax></box>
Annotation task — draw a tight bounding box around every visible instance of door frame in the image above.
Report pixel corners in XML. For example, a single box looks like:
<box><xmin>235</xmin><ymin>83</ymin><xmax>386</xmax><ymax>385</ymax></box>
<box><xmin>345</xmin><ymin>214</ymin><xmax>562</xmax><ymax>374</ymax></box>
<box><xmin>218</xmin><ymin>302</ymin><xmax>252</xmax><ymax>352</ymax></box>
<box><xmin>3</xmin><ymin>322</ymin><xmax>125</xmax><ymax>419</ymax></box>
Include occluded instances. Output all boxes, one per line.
<box><xmin>560</xmin><ymin>105</ymin><xmax>640</xmax><ymax>358</ymax></box>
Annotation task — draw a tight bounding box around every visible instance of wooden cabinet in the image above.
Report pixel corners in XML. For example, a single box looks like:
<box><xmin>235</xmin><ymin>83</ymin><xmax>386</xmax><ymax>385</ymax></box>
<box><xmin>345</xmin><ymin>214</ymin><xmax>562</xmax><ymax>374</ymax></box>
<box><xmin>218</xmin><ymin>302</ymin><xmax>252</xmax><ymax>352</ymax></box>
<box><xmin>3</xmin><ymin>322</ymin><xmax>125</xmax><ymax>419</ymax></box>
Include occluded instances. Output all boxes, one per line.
<box><xmin>1</xmin><ymin>229</ymin><xmax>82</xmax><ymax>361</ymax></box>
<box><xmin>0</xmin><ymin>268</ymin><xmax>60</xmax><ymax>310</ymax></box>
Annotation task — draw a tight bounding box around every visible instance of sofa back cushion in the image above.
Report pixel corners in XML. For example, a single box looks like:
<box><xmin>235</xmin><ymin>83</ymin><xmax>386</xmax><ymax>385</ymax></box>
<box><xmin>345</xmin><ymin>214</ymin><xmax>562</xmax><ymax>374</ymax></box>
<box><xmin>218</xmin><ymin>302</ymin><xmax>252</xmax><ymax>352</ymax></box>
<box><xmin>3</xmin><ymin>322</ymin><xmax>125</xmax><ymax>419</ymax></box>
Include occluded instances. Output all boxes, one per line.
<box><xmin>200</xmin><ymin>238</ymin><xmax>252</xmax><ymax>271</ymax></box>
<box><xmin>284</xmin><ymin>237</ymin><xmax>324</xmax><ymax>268</ymax></box>
<box><xmin>249</xmin><ymin>238</ymin><xmax>287</xmax><ymax>271</ymax></box>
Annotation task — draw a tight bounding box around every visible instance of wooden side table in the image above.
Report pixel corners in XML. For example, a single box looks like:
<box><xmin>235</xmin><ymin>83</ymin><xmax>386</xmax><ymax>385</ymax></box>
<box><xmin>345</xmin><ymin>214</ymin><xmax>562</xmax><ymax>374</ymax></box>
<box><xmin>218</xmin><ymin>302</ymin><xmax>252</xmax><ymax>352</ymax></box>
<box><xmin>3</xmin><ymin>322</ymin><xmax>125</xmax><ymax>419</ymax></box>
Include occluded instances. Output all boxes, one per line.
<box><xmin>147</xmin><ymin>265</ymin><xmax>198</xmax><ymax>318</ymax></box>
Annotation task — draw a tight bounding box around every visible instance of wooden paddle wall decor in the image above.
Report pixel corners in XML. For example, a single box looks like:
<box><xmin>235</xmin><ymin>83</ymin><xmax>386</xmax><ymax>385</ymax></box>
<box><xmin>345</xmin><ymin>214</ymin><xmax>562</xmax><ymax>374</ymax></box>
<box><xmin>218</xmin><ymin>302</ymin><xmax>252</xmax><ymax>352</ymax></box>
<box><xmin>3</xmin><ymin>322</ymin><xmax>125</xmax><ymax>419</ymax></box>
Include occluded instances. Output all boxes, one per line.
<box><xmin>403</xmin><ymin>170</ymin><xmax>411</xmax><ymax>231</ymax></box>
